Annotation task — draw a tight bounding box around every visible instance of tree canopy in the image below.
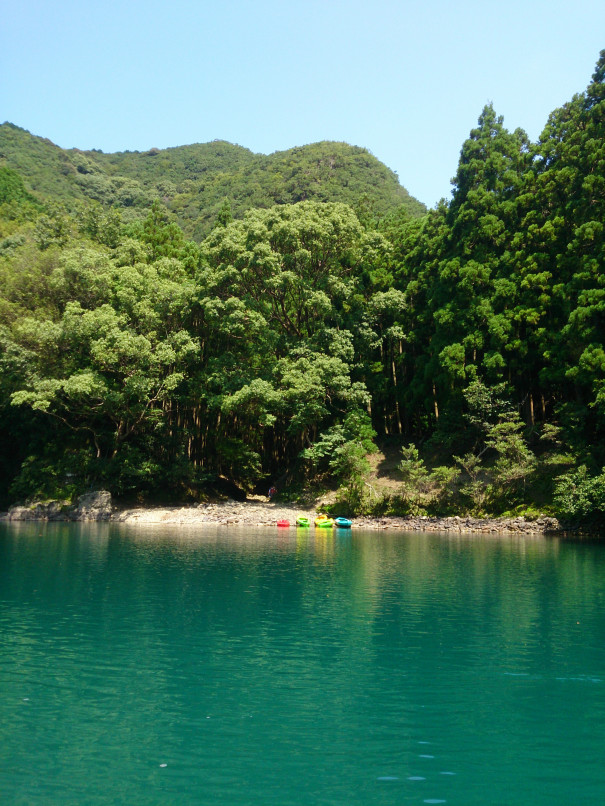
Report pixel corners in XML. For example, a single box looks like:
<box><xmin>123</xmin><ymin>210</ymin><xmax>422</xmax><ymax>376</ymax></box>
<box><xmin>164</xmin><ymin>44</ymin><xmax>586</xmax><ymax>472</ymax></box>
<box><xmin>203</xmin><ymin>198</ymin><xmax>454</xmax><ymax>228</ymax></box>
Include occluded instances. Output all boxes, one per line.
<box><xmin>1</xmin><ymin>52</ymin><xmax>604</xmax><ymax>523</ymax></box>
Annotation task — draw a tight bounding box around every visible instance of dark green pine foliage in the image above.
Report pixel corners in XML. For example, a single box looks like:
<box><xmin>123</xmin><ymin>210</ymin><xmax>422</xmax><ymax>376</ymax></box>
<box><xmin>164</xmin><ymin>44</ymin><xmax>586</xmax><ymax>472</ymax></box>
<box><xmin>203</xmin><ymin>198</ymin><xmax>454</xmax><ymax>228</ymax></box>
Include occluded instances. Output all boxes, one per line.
<box><xmin>438</xmin><ymin>105</ymin><xmax>530</xmax><ymax>389</ymax></box>
<box><xmin>395</xmin><ymin>106</ymin><xmax>530</xmax><ymax>445</ymax></box>
<box><xmin>517</xmin><ymin>51</ymin><xmax>605</xmax><ymax>463</ymax></box>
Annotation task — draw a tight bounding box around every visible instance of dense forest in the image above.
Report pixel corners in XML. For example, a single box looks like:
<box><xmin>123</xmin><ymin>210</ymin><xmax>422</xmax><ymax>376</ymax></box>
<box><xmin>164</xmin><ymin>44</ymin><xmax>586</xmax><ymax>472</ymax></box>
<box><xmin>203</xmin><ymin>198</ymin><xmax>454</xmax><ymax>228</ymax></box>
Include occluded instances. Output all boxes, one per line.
<box><xmin>0</xmin><ymin>126</ymin><xmax>424</xmax><ymax>237</ymax></box>
<box><xmin>1</xmin><ymin>52</ymin><xmax>604</xmax><ymax>522</ymax></box>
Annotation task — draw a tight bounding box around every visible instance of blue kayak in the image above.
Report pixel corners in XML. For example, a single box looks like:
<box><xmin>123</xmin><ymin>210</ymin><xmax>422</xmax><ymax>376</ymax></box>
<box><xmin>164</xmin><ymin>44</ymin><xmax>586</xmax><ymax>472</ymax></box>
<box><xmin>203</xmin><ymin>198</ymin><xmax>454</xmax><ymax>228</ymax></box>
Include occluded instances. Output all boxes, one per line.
<box><xmin>334</xmin><ymin>517</ymin><xmax>352</xmax><ymax>529</ymax></box>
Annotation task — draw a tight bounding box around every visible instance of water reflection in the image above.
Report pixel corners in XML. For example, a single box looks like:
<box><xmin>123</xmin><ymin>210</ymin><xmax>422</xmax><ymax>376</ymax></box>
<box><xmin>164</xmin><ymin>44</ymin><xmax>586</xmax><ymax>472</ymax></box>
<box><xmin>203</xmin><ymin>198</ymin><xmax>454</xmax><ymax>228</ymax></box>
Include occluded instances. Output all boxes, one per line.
<box><xmin>1</xmin><ymin>522</ymin><xmax>605</xmax><ymax>805</ymax></box>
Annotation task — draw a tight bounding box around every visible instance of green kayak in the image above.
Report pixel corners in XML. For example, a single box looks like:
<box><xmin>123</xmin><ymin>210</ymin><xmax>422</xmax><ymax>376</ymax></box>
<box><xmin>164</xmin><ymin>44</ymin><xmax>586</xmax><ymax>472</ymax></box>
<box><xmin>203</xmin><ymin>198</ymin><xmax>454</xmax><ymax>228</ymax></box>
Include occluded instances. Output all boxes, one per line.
<box><xmin>296</xmin><ymin>516</ymin><xmax>310</xmax><ymax>527</ymax></box>
<box><xmin>314</xmin><ymin>515</ymin><xmax>334</xmax><ymax>528</ymax></box>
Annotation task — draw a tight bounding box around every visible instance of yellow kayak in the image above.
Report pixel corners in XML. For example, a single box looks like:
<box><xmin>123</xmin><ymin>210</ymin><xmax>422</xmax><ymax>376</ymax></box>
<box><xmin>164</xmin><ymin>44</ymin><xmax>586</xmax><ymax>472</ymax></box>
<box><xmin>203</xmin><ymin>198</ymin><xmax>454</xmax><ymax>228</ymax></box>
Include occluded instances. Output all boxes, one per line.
<box><xmin>314</xmin><ymin>515</ymin><xmax>334</xmax><ymax>528</ymax></box>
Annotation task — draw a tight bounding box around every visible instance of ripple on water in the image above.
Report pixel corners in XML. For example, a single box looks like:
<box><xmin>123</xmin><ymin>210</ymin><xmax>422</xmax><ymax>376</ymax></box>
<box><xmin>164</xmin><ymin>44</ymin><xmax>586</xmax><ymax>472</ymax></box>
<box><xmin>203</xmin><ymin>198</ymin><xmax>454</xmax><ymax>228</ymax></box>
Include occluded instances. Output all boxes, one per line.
<box><xmin>3</xmin><ymin>522</ymin><xmax>605</xmax><ymax>806</ymax></box>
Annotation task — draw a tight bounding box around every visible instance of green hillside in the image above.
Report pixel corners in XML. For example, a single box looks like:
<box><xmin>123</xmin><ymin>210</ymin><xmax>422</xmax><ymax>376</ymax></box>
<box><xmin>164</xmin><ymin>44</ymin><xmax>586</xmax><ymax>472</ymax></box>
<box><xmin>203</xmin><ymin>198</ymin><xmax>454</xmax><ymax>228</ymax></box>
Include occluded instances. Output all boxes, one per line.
<box><xmin>0</xmin><ymin>123</ymin><xmax>425</xmax><ymax>237</ymax></box>
<box><xmin>2</xmin><ymin>50</ymin><xmax>603</xmax><ymax>521</ymax></box>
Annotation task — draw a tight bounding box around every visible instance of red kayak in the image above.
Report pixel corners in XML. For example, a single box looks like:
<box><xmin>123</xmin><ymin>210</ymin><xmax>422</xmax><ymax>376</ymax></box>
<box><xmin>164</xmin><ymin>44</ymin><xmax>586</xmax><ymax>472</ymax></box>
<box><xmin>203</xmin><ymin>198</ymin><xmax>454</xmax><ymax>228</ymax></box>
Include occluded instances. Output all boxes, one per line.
<box><xmin>276</xmin><ymin>519</ymin><xmax>290</xmax><ymax>528</ymax></box>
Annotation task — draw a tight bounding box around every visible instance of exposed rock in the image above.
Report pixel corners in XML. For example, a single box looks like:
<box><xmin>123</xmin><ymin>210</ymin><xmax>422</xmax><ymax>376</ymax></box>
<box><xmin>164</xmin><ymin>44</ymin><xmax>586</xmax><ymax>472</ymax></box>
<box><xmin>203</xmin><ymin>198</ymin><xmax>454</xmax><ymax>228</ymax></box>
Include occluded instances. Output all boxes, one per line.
<box><xmin>110</xmin><ymin>504</ymin><xmax>563</xmax><ymax>534</ymax></box>
<box><xmin>350</xmin><ymin>513</ymin><xmax>562</xmax><ymax>534</ymax></box>
<box><xmin>8</xmin><ymin>501</ymin><xmax>67</xmax><ymax>521</ymax></box>
<box><xmin>71</xmin><ymin>490</ymin><xmax>113</xmax><ymax>521</ymax></box>
<box><xmin>3</xmin><ymin>494</ymin><xmax>565</xmax><ymax>533</ymax></box>
<box><xmin>7</xmin><ymin>491</ymin><xmax>113</xmax><ymax>522</ymax></box>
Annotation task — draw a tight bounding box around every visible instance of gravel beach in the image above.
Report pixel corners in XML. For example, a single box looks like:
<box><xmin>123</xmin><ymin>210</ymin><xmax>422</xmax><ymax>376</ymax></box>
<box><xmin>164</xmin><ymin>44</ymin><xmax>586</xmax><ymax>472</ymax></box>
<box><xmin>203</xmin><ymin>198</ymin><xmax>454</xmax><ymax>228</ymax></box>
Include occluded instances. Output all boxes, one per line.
<box><xmin>3</xmin><ymin>492</ymin><xmax>563</xmax><ymax>534</ymax></box>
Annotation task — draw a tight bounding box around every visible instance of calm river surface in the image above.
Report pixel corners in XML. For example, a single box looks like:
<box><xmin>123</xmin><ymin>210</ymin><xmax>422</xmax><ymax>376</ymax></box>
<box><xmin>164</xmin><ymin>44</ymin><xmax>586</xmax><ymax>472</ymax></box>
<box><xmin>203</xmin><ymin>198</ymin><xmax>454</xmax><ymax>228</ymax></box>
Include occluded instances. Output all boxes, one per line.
<box><xmin>1</xmin><ymin>522</ymin><xmax>604</xmax><ymax>805</ymax></box>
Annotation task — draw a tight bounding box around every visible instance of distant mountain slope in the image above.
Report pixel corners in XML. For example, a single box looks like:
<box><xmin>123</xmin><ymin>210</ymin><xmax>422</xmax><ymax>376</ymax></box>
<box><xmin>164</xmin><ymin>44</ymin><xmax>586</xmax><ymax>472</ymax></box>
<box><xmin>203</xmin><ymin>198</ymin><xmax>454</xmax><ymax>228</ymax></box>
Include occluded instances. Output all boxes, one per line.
<box><xmin>0</xmin><ymin>122</ymin><xmax>426</xmax><ymax>237</ymax></box>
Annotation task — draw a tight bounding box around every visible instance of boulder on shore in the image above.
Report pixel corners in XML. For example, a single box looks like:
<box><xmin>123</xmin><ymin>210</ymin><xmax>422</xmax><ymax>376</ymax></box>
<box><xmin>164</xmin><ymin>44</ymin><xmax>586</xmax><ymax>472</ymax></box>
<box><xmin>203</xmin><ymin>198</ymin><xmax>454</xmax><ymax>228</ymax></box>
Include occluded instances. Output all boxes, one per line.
<box><xmin>71</xmin><ymin>491</ymin><xmax>113</xmax><ymax>521</ymax></box>
<box><xmin>7</xmin><ymin>490</ymin><xmax>113</xmax><ymax>522</ymax></box>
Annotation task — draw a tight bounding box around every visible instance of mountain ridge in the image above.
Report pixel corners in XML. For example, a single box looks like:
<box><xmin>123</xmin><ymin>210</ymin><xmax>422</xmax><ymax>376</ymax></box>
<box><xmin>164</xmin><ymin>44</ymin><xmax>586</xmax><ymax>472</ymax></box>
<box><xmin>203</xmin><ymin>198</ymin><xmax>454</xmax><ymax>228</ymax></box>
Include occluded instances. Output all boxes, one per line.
<box><xmin>0</xmin><ymin>122</ymin><xmax>426</xmax><ymax>238</ymax></box>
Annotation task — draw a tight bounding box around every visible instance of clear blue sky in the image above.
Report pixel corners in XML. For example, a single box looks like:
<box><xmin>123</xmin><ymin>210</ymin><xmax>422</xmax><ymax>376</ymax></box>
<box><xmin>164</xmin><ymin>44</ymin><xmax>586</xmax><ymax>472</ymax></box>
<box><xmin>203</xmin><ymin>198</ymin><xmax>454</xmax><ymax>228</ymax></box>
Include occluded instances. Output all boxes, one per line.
<box><xmin>2</xmin><ymin>0</ymin><xmax>604</xmax><ymax>208</ymax></box>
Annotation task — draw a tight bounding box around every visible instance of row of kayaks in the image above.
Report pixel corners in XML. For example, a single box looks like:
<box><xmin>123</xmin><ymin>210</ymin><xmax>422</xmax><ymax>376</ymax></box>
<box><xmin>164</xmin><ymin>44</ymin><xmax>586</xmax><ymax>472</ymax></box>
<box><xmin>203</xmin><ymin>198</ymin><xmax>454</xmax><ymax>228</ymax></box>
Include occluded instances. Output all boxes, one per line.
<box><xmin>276</xmin><ymin>515</ymin><xmax>352</xmax><ymax>529</ymax></box>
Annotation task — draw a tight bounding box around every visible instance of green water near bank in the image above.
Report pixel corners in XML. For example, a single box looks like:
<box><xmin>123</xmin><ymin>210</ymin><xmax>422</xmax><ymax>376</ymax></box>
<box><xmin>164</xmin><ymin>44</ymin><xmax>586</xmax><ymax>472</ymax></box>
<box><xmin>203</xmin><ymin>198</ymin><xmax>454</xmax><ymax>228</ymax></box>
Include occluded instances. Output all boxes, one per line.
<box><xmin>1</xmin><ymin>523</ymin><xmax>604</xmax><ymax>805</ymax></box>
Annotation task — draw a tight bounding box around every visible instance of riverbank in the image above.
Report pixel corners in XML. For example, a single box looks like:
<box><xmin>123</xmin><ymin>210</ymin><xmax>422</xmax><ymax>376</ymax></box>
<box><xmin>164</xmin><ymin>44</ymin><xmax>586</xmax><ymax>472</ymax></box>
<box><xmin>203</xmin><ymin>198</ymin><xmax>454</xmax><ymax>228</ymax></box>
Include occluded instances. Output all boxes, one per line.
<box><xmin>116</xmin><ymin>500</ymin><xmax>562</xmax><ymax>534</ymax></box>
<box><xmin>1</xmin><ymin>491</ymin><xmax>565</xmax><ymax>534</ymax></box>
<box><xmin>115</xmin><ymin>506</ymin><xmax>563</xmax><ymax>534</ymax></box>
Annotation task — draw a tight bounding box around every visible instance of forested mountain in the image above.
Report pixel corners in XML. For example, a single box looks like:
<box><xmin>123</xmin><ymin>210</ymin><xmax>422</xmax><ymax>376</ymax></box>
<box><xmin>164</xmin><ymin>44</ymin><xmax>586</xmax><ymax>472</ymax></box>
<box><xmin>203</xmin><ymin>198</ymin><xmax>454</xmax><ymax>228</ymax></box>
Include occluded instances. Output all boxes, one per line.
<box><xmin>1</xmin><ymin>51</ymin><xmax>604</xmax><ymax>522</ymax></box>
<box><xmin>0</xmin><ymin>124</ymin><xmax>425</xmax><ymax>238</ymax></box>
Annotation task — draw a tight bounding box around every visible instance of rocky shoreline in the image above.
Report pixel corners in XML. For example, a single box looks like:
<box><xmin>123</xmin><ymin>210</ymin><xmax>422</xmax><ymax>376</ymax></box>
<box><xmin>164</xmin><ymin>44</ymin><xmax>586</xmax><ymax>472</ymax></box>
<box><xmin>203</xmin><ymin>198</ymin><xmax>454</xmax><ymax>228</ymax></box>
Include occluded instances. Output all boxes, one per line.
<box><xmin>0</xmin><ymin>490</ymin><xmax>569</xmax><ymax>535</ymax></box>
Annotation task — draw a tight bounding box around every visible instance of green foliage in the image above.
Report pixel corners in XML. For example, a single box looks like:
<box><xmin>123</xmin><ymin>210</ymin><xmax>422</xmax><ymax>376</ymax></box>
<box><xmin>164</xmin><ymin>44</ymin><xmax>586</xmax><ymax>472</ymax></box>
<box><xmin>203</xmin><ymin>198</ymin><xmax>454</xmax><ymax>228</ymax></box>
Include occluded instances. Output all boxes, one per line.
<box><xmin>303</xmin><ymin>410</ymin><xmax>375</xmax><ymax>480</ymax></box>
<box><xmin>0</xmin><ymin>166</ymin><xmax>38</xmax><ymax>205</ymax></box>
<box><xmin>448</xmin><ymin>381</ymin><xmax>538</xmax><ymax>513</ymax></box>
<box><xmin>78</xmin><ymin>203</ymin><xmax>122</xmax><ymax>247</ymax></box>
<box><xmin>0</xmin><ymin>125</ymin><xmax>425</xmax><ymax>240</ymax></box>
<box><xmin>308</xmin><ymin>410</ymin><xmax>376</xmax><ymax>515</ymax></box>
<box><xmin>9</xmin><ymin>447</ymin><xmax>93</xmax><ymax>503</ymax></box>
<box><xmin>215</xmin><ymin>198</ymin><xmax>233</xmax><ymax>228</ymax></box>
<box><xmin>485</xmin><ymin>413</ymin><xmax>537</xmax><ymax>495</ymax></box>
<box><xmin>396</xmin><ymin>444</ymin><xmax>460</xmax><ymax>514</ymax></box>
<box><xmin>553</xmin><ymin>466</ymin><xmax>605</xmax><ymax>522</ymax></box>
<box><xmin>454</xmin><ymin>453</ymin><xmax>487</xmax><ymax>513</ymax></box>
<box><xmin>1</xmin><ymin>53</ymin><xmax>605</xmax><ymax>517</ymax></box>
<box><xmin>33</xmin><ymin>209</ymin><xmax>71</xmax><ymax>250</ymax></box>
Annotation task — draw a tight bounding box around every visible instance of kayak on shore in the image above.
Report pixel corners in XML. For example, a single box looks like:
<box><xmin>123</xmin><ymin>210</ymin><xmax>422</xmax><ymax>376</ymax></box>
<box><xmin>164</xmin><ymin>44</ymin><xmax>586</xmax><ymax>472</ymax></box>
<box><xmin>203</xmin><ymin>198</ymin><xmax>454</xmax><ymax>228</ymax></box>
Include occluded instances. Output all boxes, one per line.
<box><xmin>296</xmin><ymin>515</ymin><xmax>310</xmax><ymax>527</ymax></box>
<box><xmin>334</xmin><ymin>517</ymin><xmax>352</xmax><ymax>529</ymax></box>
<box><xmin>315</xmin><ymin>514</ymin><xmax>334</xmax><ymax>528</ymax></box>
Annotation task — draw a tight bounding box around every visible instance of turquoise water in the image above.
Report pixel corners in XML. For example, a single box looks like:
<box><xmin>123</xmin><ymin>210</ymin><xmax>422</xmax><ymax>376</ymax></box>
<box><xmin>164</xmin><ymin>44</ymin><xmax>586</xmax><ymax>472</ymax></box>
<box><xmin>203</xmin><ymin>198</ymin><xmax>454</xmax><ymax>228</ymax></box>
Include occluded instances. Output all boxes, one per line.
<box><xmin>1</xmin><ymin>523</ymin><xmax>605</xmax><ymax>805</ymax></box>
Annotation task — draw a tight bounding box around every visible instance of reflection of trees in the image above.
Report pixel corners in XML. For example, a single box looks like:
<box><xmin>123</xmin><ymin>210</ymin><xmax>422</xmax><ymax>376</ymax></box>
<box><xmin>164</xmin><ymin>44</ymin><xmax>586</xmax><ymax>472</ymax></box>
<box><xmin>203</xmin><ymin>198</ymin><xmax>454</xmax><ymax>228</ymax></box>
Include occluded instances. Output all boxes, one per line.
<box><xmin>354</xmin><ymin>532</ymin><xmax>603</xmax><ymax>677</ymax></box>
<box><xmin>3</xmin><ymin>522</ymin><xmax>605</xmax><ymax>801</ymax></box>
